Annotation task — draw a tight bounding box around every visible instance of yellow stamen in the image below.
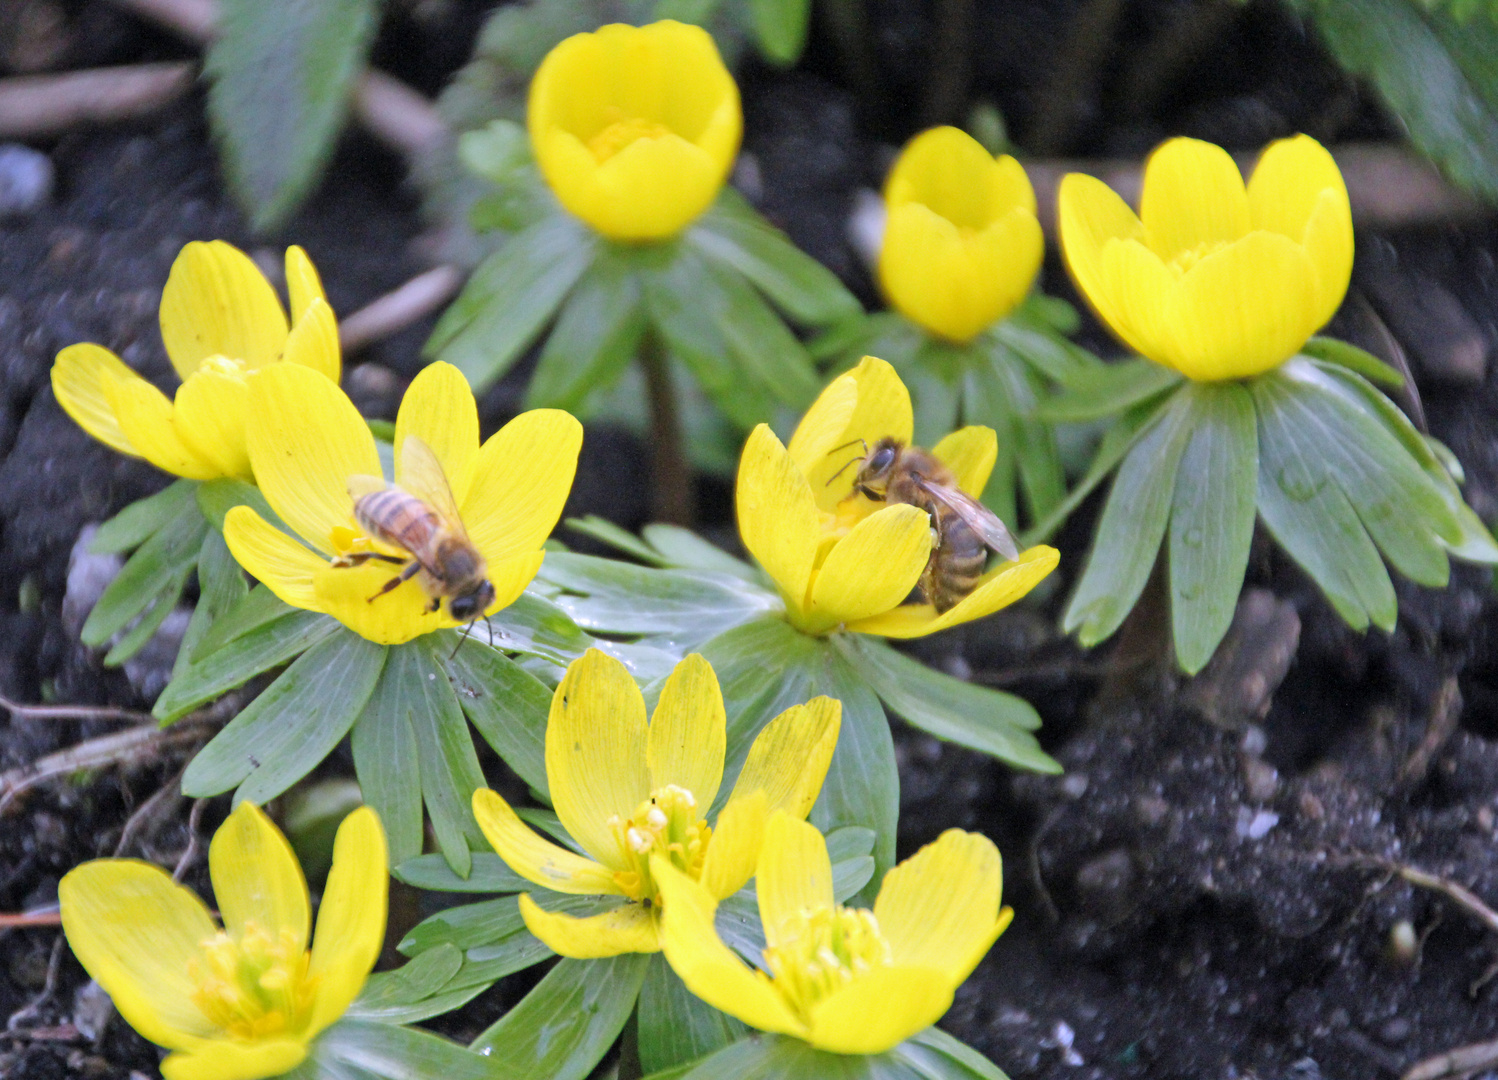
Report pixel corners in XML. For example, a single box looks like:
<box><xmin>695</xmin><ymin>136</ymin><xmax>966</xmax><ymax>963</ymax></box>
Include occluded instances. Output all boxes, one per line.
<box><xmin>606</xmin><ymin>784</ymin><xmax>712</xmax><ymax>902</ymax></box>
<box><xmin>1167</xmin><ymin>238</ymin><xmax>1230</xmax><ymax>276</ymax></box>
<box><xmin>587</xmin><ymin>112</ymin><xmax>674</xmax><ymax>163</ymax></box>
<box><xmin>762</xmin><ymin>906</ymin><xmax>892</xmax><ymax>1021</ymax></box>
<box><xmin>188</xmin><ymin>921</ymin><xmax>318</xmax><ymax>1042</ymax></box>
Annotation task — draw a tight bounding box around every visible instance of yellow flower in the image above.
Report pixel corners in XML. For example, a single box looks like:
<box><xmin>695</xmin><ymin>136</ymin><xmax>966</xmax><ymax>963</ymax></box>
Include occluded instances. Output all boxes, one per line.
<box><xmin>655</xmin><ymin>811</ymin><xmax>1010</xmax><ymax>1055</ymax></box>
<box><xmin>529</xmin><ymin>20</ymin><xmax>742</xmax><ymax>241</ymax></box>
<box><xmin>1058</xmin><ymin>134</ymin><xmax>1353</xmax><ymax>381</ymax></box>
<box><xmin>51</xmin><ymin>241</ymin><xmax>340</xmax><ymax>481</ymax></box>
<box><xmin>879</xmin><ymin>126</ymin><xmax>1043</xmax><ymax>344</ymax></box>
<box><xmin>222</xmin><ymin>361</ymin><xmax>581</xmax><ymax>645</ymax></box>
<box><xmin>59</xmin><ymin>803</ymin><xmax>386</xmax><ymax>1080</ymax></box>
<box><xmin>471</xmin><ymin>648</ymin><xmax>841</xmax><ymax>958</ymax></box>
<box><xmin>736</xmin><ymin>355</ymin><xmax>1058</xmax><ymax>638</ymax></box>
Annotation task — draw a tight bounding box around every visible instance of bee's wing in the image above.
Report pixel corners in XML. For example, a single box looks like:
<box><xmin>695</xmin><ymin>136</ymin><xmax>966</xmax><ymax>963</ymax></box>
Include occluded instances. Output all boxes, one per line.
<box><xmin>913</xmin><ymin>477</ymin><xmax>1021</xmax><ymax>561</ymax></box>
<box><xmin>396</xmin><ymin>434</ymin><xmax>470</xmax><ymax>540</ymax></box>
<box><xmin>347</xmin><ymin>474</ymin><xmax>389</xmax><ymax>502</ymax></box>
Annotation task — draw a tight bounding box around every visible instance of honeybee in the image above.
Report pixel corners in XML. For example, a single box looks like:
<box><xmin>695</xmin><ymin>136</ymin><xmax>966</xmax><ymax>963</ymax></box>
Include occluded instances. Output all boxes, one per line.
<box><xmin>835</xmin><ymin>437</ymin><xmax>1020</xmax><ymax>613</ymax></box>
<box><xmin>339</xmin><ymin>435</ymin><xmax>496</xmax><ymax>622</ymax></box>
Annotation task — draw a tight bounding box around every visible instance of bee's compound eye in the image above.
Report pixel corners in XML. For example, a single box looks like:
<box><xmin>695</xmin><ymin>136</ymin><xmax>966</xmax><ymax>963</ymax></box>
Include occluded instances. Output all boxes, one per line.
<box><xmin>450</xmin><ymin>581</ymin><xmax>497</xmax><ymax>621</ymax></box>
<box><xmin>871</xmin><ymin>446</ymin><xmax>897</xmax><ymax>471</ymax></box>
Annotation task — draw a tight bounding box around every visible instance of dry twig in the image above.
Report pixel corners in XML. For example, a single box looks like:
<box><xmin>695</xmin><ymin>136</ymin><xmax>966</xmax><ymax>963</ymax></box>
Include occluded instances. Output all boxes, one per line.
<box><xmin>0</xmin><ymin>909</ymin><xmax>61</xmax><ymax>929</ymax></box>
<box><xmin>339</xmin><ymin>264</ymin><xmax>465</xmax><ymax>353</ymax></box>
<box><xmin>0</xmin><ymin>719</ymin><xmax>211</xmax><ymax>814</ymax></box>
<box><xmin>1399</xmin><ymin>675</ymin><xmax>1463</xmax><ymax>787</ymax></box>
<box><xmin>0</xmin><ymin>62</ymin><xmax>195</xmax><ymax>139</ymax></box>
<box><xmin>1403</xmin><ymin>1038</ymin><xmax>1498</xmax><ymax>1080</ymax></box>
<box><xmin>1</xmin><ymin>693</ymin><xmax>153</xmax><ymax>725</ymax></box>
<box><xmin>172</xmin><ymin>798</ymin><xmax>208</xmax><ymax>882</ymax></box>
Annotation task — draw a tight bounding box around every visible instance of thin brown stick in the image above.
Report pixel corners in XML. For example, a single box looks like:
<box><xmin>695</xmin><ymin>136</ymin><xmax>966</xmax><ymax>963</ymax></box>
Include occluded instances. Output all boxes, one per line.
<box><xmin>1</xmin><ymin>693</ymin><xmax>154</xmax><ymax>725</ymax></box>
<box><xmin>112</xmin><ymin>765</ymin><xmax>186</xmax><ymax>857</ymax></box>
<box><xmin>0</xmin><ymin>911</ymin><xmax>61</xmax><ymax>928</ymax></box>
<box><xmin>0</xmin><ymin>62</ymin><xmax>195</xmax><ymax>139</ymax></box>
<box><xmin>0</xmin><ymin>720</ymin><xmax>211</xmax><ymax>814</ymax></box>
<box><xmin>339</xmin><ymin>265</ymin><xmax>465</xmax><ymax>353</ymax></box>
<box><xmin>1399</xmin><ymin>675</ymin><xmax>1462</xmax><ymax>787</ymax></box>
<box><xmin>172</xmin><ymin>798</ymin><xmax>208</xmax><ymax>882</ymax></box>
<box><xmin>1403</xmin><ymin>1038</ymin><xmax>1498</xmax><ymax>1080</ymax></box>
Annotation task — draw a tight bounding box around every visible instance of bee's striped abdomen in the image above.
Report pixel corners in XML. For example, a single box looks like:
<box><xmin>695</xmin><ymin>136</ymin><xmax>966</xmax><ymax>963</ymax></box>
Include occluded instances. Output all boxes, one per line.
<box><xmin>354</xmin><ymin>489</ymin><xmax>443</xmax><ymax>555</ymax></box>
<box><xmin>924</xmin><ymin>509</ymin><xmax>986</xmax><ymax>613</ymax></box>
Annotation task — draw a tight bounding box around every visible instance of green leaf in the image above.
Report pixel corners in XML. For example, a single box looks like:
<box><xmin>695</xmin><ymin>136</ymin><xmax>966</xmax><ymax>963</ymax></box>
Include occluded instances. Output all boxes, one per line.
<box><xmin>207</xmin><ymin>0</ymin><xmax>379</xmax><ymax>231</ymax></box>
<box><xmin>401</xmin><ymin>892</ymin><xmax>611</xmax><ymax>957</ymax></box>
<box><xmin>1036</xmin><ymin>357</ymin><xmax>1183</xmax><ymax>423</ymax></box>
<box><xmin>469</xmin><ymin>954</ymin><xmax>651</xmax><ymax>1079</ymax></box>
<box><xmin>189</xmin><ymin>584</ymin><xmax>296</xmax><ymax>664</ymax></box>
<box><xmin>893</xmin><ymin>1028</ymin><xmax>1012</xmax><ymax>1080</ymax></box>
<box><xmin>1168</xmin><ymin>384</ymin><xmax>1259</xmax><ymax>675</ymax></box>
<box><xmin>1300</xmin><ymin>337</ymin><xmax>1404</xmax><ymax>387</ymax></box>
<box><xmin>1064</xmin><ymin>387</ymin><xmax>1196</xmax><ymax>646</ymax></box>
<box><xmin>426</xmin><ymin>213</ymin><xmax>596</xmax><ymax>392</ymax></box>
<box><xmin>90</xmin><ymin>479</ymin><xmax>196</xmax><ymax>554</ymax></box>
<box><xmin>704</xmin><ymin>256</ymin><xmax>822</xmax><ymax>411</ymax></box>
<box><xmin>1252</xmin><ymin>371</ymin><xmax>1396</xmax><ymax>631</ymax></box>
<box><xmin>654</xmin><ymin>1030</ymin><xmax>1014</xmax><ymax>1080</ymax></box>
<box><xmin>196</xmin><ymin>477</ymin><xmax>285</xmax><ymax>533</ymax></box>
<box><xmin>346</xmin><ymin>945</ymin><xmax>489</xmax><ymax>1026</ymax></box>
<box><xmin>990</xmin><ymin>312</ymin><xmax>1101</xmax><ymax>391</ymax></box>
<box><xmin>834</xmin><ymin>635</ymin><xmax>1059</xmax><ymax>773</ymax></box>
<box><xmin>181</xmin><ymin>630</ymin><xmax>386</xmax><ymax>801</ymax></box>
<box><xmin>394</xmin><ymin>852</ymin><xmax>529</xmax><ymax>894</ymax></box>
<box><xmin>564</xmin><ymin>515</ymin><xmax>672</xmax><ymax>566</ymax></box>
<box><xmin>483</xmin><ymin>591</ymin><xmax>596</xmax><ymax>668</ymax></box>
<box><xmin>351</xmin><ymin>649</ymin><xmax>427</xmax><ymax>867</ymax></box>
<box><xmin>101</xmin><ymin>580</ymin><xmax>182</xmax><ymax>668</ymax></box>
<box><xmin>641</xmin><ymin>524</ymin><xmax>760</xmax><ymax>581</ymax></box>
<box><xmin>1307</xmin><ymin>0</ymin><xmax>1498</xmax><ymax>202</ymax></box>
<box><xmin>82</xmin><ymin>495</ymin><xmax>208</xmax><ymax>650</ymax></box>
<box><xmin>154</xmin><ymin>609</ymin><xmax>338</xmax><ymax>722</ymax></box>
<box><xmin>905</xmin><ymin>352</ymin><xmax>962</xmax><ymax>449</ymax></box>
<box><xmin>526</xmin><ymin>247</ymin><xmax>648</xmax><ymax>415</ymax></box>
<box><xmin>173</xmin><ymin>530</ymin><xmax>249</xmax><ymax>682</ymax></box>
<box><xmin>443</xmin><ymin>636</ymin><xmax>553</xmax><ymax>800</ymax></box>
<box><xmin>407</xmin><ymin>638</ymin><xmax>491</xmax><ymax>876</ymax></box>
<box><xmin>638</xmin><ymin>953</ymin><xmax>748</xmax><ymax>1075</ymax></box>
<box><xmin>699</xmin><ymin>617</ymin><xmax>824</xmax><ymax>773</ymax></box>
<box><xmin>747</xmin><ymin>0</ymin><xmax>810</xmax><ymax>62</ymax></box>
<box><xmin>690</xmin><ymin>188</ymin><xmax>861</xmax><ymax>326</ymax></box>
<box><xmin>298</xmin><ymin>1019</ymin><xmax>496</xmax><ymax>1080</ymax></box>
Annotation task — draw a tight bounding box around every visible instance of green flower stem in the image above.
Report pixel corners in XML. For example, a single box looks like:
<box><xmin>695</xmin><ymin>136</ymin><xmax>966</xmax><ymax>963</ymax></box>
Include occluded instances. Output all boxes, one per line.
<box><xmin>641</xmin><ymin>329</ymin><xmax>694</xmax><ymax>526</ymax></box>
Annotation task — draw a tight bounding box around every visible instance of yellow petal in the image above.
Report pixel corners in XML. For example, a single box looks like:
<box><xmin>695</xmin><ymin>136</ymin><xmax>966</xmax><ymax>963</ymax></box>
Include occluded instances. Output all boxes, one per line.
<box><xmin>785</xmin><ymin>371</ymin><xmax>858</xmax><ymax>482</ymax></box>
<box><xmin>519</xmin><ymin>893</ymin><xmax>660</xmax><ymax>957</ymax></box>
<box><xmin>104</xmin><ymin>369</ymin><xmax>222</xmax><ymax>480</ymax></box>
<box><xmin>1247</xmin><ymin>135</ymin><xmax>1351</xmax><ymax>331</ymax></box>
<box><xmin>1298</xmin><ymin>187</ymin><xmax>1354</xmax><ymax>333</ymax></box>
<box><xmin>208</xmin><ymin>803</ymin><xmax>311</xmax><ymax>948</ymax></box>
<box><xmin>1097</xmin><ymin>236</ymin><xmax>1176</xmax><ymax>361</ymax></box>
<box><xmin>806</xmin><ymin>503</ymin><xmax>931</xmax><ymax>626</ymax></box>
<box><xmin>173</xmin><ymin>369</ymin><xmax>253</xmax><ymax>482</ymax></box>
<box><xmin>805</xmin><ymin>965</ymin><xmax>955</xmax><ymax>1054</ymax></box>
<box><xmin>847</xmin><ymin>543</ymin><xmax>1058</xmax><ymax>638</ymax></box>
<box><xmin>930</xmin><ymin>425</ymin><xmax>997</xmax><ymax>497</ymax></box>
<box><xmin>727</xmin><ymin>696</ymin><xmax>841</xmax><ymax>820</ymax></box>
<box><xmin>486</xmin><ymin>549</ymin><xmax>547</xmax><ymax>612</ymax></box>
<box><xmin>646</xmin><ymin>653</ymin><xmax>726</xmax><ymax>810</ymax></box>
<box><xmin>51</xmin><ymin>344</ymin><xmax>140</xmax><ymax>457</ymax></box>
<box><xmin>736</xmin><ymin>424</ymin><xmax>821</xmax><ymax>613</ymax></box>
<box><xmin>874</xmin><ymin>829</ymin><xmax>1003</xmax><ymax>981</ymax></box>
<box><xmin>1057</xmin><ymin>173</ymin><xmax>1148</xmax><ymax>352</ymax></box>
<box><xmin>546</xmin><ymin>650</ymin><xmax>652</xmax><ymax>867</ymax></box>
<box><xmin>223</xmin><ymin>506</ymin><xmax>324</xmax><ymax>614</ymax></box>
<box><xmin>473</xmin><ymin>788</ymin><xmax>622</xmax><ymax>895</ymax></box>
<box><xmin>756</xmin><ymin>812</ymin><xmax>833</xmax><ymax>950</ymax></box>
<box><xmin>246</xmin><ymin>363</ymin><xmax>380</xmax><ymax>553</ymax></box>
<box><xmin>159</xmin><ymin>241</ymin><xmax>288</xmax><ymax>380</ymax></box>
<box><xmin>282</xmin><ymin>297</ymin><xmax>341</xmax><ymax>384</ymax></box>
<box><xmin>306</xmin><ymin>806</ymin><xmax>387</xmax><ymax>1034</ymax></box>
<box><xmin>652</xmin><ymin>856</ymin><xmax>807</xmax><ymax>1039</ymax></box>
<box><xmin>59</xmin><ymin>859</ymin><xmax>218</xmax><ymax>1049</ymax></box>
<box><xmin>462</xmin><ymin>409</ymin><xmax>582</xmax><ymax>566</ymax></box>
<box><xmin>884</xmin><ymin>126</ymin><xmax>1035</xmax><ymax>225</ymax></box>
<box><xmin>698</xmin><ymin>788</ymin><xmax>767</xmax><ymax>900</ymax></box>
<box><xmin>791</xmin><ymin>357</ymin><xmax>914</xmax><ymax>512</ymax></box>
<box><xmin>284</xmin><ymin>246</ymin><xmax>329</xmax><ymax>326</ymax></box>
<box><xmin>393</xmin><ymin>362</ymin><xmax>479</xmax><ymax>507</ymax></box>
<box><xmin>310</xmin><ymin>558</ymin><xmax>449</xmax><ymax>646</ymax></box>
<box><xmin>1162</xmin><ymin>231</ymin><xmax>1319</xmax><ymax>380</ymax></box>
<box><xmin>160</xmin><ymin>1040</ymin><xmax>308</xmax><ymax>1080</ymax></box>
<box><xmin>1139</xmin><ymin>137</ymin><xmax>1250</xmax><ymax>260</ymax></box>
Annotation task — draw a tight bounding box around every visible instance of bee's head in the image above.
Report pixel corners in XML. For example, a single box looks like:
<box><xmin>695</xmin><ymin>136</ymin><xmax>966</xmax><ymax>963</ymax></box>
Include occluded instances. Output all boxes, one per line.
<box><xmin>449</xmin><ymin>579</ymin><xmax>496</xmax><ymax>622</ymax></box>
<box><xmin>853</xmin><ymin>438</ymin><xmax>901</xmax><ymax>493</ymax></box>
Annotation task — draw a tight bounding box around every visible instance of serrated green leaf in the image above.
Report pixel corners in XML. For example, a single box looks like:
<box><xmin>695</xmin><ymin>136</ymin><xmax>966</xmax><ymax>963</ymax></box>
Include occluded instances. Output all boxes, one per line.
<box><xmin>427</xmin><ymin>213</ymin><xmax>596</xmax><ymax>391</ymax></box>
<box><xmin>296</xmin><ymin>1019</ymin><xmax>495</xmax><ymax>1080</ymax></box>
<box><xmin>155</xmin><ymin>609</ymin><xmax>338</xmax><ymax>722</ymax></box>
<box><xmin>182</xmin><ymin>629</ymin><xmax>386</xmax><ymax>801</ymax></box>
<box><xmin>173</xmin><ymin>530</ymin><xmax>249</xmax><ymax>682</ymax></box>
<box><xmin>90</xmin><ymin>479</ymin><xmax>196</xmax><ymax>554</ymax></box>
<box><xmin>1036</xmin><ymin>358</ymin><xmax>1184</xmax><ymax>423</ymax></box>
<box><xmin>207</xmin><ymin>0</ymin><xmax>380</xmax><ymax>231</ymax></box>
<box><xmin>1300</xmin><ymin>336</ymin><xmax>1404</xmax><ymax>387</ymax></box>
<box><xmin>1168</xmin><ymin>383</ymin><xmax>1259</xmax><ymax>675</ymax></box>
<box><xmin>527</xmin><ymin>247</ymin><xmax>647</xmax><ymax>415</ymax></box>
<box><xmin>189</xmin><ymin>584</ymin><xmax>297</xmax><ymax>664</ymax></box>
<box><xmin>443</xmin><ymin>636</ymin><xmax>553</xmax><ymax>800</ymax></box>
<box><xmin>82</xmin><ymin>496</ymin><xmax>208</xmax><ymax>649</ymax></box>
<box><xmin>834</xmin><ymin>634</ymin><xmax>1059</xmax><ymax>773</ymax></box>
<box><xmin>394</xmin><ymin>852</ymin><xmax>530</xmax><ymax>894</ymax></box>
<box><xmin>469</xmin><ymin>954</ymin><xmax>651</xmax><ymax>1078</ymax></box>
<box><xmin>1064</xmin><ymin>387</ymin><xmax>1196</xmax><ymax>646</ymax></box>
<box><xmin>638</xmin><ymin>953</ymin><xmax>748</xmax><ymax>1075</ymax></box>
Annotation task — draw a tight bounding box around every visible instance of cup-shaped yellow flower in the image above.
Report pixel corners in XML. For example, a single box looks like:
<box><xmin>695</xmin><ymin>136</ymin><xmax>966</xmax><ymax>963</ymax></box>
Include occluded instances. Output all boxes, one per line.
<box><xmin>51</xmin><ymin>241</ymin><xmax>340</xmax><ymax>482</ymax></box>
<box><xmin>737</xmin><ymin>355</ymin><xmax>1058</xmax><ymax>638</ymax></box>
<box><xmin>1058</xmin><ymin>134</ymin><xmax>1353</xmax><ymax>381</ymax></box>
<box><xmin>879</xmin><ymin>126</ymin><xmax>1043</xmax><ymax>344</ymax></box>
<box><xmin>471</xmin><ymin>647</ymin><xmax>841</xmax><ymax>958</ymax></box>
<box><xmin>59</xmin><ymin>802</ymin><xmax>386</xmax><ymax>1080</ymax></box>
<box><xmin>529</xmin><ymin>20</ymin><xmax>742</xmax><ymax>241</ymax></box>
<box><xmin>222</xmin><ymin>361</ymin><xmax>581</xmax><ymax>645</ymax></box>
<box><xmin>655</xmin><ymin>811</ymin><xmax>1011</xmax><ymax>1055</ymax></box>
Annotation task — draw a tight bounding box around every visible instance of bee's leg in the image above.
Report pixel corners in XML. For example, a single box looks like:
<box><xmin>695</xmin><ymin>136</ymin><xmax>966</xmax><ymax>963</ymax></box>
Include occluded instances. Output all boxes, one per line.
<box><xmin>427</xmin><ymin>597</ymin><xmax>441</xmax><ymax>614</ymax></box>
<box><xmin>332</xmin><ymin>551</ymin><xmax>405</xmax><ymax>569</ymax></box>
<box><xmin>366</xmin><ymin>560</ymin><xmax>422</xmax><ymax>602</ymax></box>
<box><xmin>856</xmin><ymin>485</ymin><xmax>886</xmax><ymax>501</ymax></box>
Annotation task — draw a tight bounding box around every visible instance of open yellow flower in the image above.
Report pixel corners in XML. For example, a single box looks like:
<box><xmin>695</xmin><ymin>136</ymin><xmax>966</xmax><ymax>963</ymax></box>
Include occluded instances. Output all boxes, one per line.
<box><xmin>655</xmin><ymin>811</ymin><xmax>1010</xmax><ymax>1055</ymax></box>
<box><xmin>1058</xmin><ymin>134</ymin><xmax>1353</xmax><ymax>381</ymax></box>
<box><xmin>51</xmin><ymin>241</ymin><xmax>340</xmax><ymax>481</ymax></box>
<box><xmin>471</xmin><ymin>648</ymin><xmax>841</xmax><ymax>958</ymax></box>
<box><xmin>879</xmin><ymin>126</ymin><xmax>1043</xmax><ymax>344</ymax></box>
<box><xmin>222</xmin><ymin>361</ymin><xmax>580</xmax><ymax>645</ymax></box>
<box><xmin>736</xmin><ymin>355</ymin><xmax>1058</xmax><ymax>638</ymax></box>
<box><xmin>59</xmin><ymin>802</ymin><xmax>386</xmax><ymax>1080</ymax></box>
<box><xmin>529</xmin><ymin>20</ymin><xmax>742</xmax><ymax>241</ymax></box>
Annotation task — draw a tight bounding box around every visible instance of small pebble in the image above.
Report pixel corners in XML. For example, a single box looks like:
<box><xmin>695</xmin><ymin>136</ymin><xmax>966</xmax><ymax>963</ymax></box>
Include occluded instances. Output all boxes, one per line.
<box><xmin>1388</xmin><ymin>919</ymin><xmax>1419</xmax><ymax>966</ymax></box>
<box><xmin>0</xmin><ymin>143</ymin><xmax>54</xmax><ymax>218</ymax></box>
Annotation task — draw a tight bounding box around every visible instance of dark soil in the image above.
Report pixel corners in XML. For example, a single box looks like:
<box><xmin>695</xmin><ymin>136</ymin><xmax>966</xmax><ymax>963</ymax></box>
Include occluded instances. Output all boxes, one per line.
<box><xmin>4</xmin><ymin>2</ymin><xmax>1498</xmax><ymax>1079</ymax></box>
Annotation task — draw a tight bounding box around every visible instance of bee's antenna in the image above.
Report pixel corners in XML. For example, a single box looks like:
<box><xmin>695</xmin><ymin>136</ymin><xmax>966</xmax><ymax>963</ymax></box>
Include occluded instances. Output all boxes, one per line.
<box><xmin>450</xmin><ymin>619</ymin><xmax>475</xmax><ymax>660</ymax></box>
<box><xmin>823</xmin><ymin>438</ymin><xmax>870</xmax><ymax>487</ymax></box>
<box><xmin>826</xmin><ymin>438</ymin><xmax>870</xmax><ymax>456</ymax></box>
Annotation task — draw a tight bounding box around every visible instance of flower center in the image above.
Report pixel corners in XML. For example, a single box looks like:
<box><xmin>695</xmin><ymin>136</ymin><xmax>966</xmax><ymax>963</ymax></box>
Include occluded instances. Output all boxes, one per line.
<box><xmin>587</xmin><ymin>111</ymin><xmax>675</xmax><ymax>163</ymax></box>
<box><xmin>762</xmin><ymin>905</ymin><xmax>892</xmax><ymax>1019</ymax></box>
<box><xmin>605</xmin><ymin>785</ymin><xmax>711</xmax><ymax>902</ymax></box>
<box><xmin>188</xmin><ymin>921</ymin><xmax>318</xmax><ymax>1041</ymax></box>
<box><xmin>1167</xmin><ymin>238</ymin><xmax>1230</xmax><ymax>276</ymax></box>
